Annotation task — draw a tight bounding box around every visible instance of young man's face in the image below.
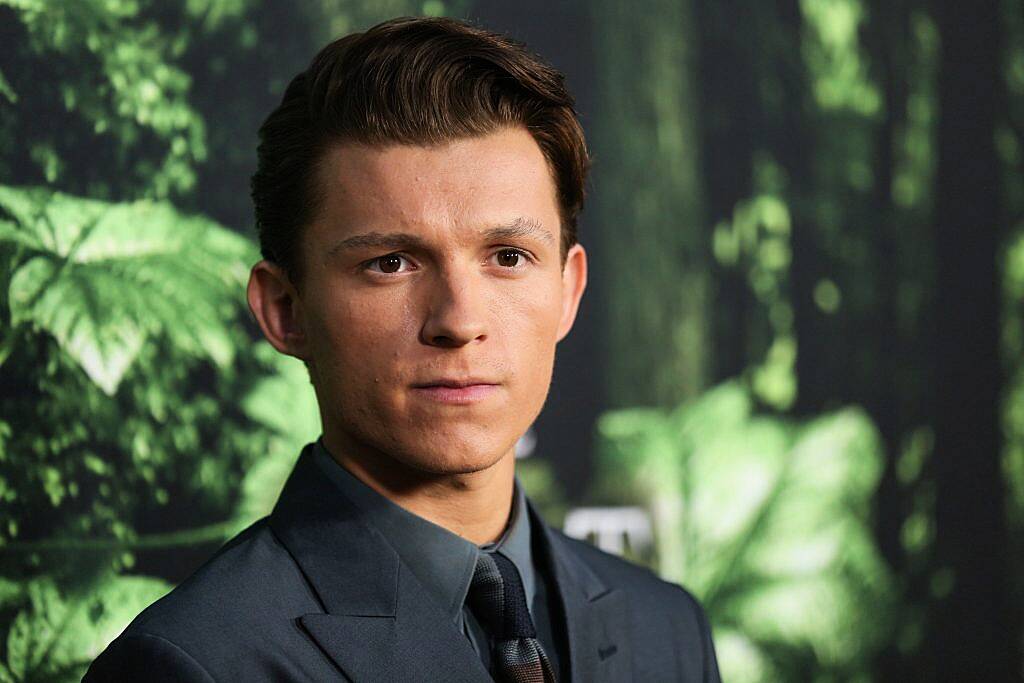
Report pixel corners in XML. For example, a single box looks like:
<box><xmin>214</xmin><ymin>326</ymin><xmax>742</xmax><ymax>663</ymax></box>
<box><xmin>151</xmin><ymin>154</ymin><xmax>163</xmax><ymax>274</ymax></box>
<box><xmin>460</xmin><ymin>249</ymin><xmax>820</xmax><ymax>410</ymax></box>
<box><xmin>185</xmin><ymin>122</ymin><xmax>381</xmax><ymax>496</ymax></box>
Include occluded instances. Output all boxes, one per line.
<box><xmin>249</xmin><ymin>126</ymin><xmax>587</xmax><ymax>478</ymax></box>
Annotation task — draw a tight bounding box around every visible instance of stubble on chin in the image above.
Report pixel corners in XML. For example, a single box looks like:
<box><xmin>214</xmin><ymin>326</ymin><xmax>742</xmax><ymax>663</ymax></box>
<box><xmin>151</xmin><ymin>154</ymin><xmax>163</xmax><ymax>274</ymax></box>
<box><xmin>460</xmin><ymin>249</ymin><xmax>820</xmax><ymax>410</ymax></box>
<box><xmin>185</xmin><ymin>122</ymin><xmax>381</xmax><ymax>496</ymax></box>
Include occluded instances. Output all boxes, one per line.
<box><xmin>383</xmin><ymin>428</ymin><xmax>516</xmax><ymax>477</ymax></box>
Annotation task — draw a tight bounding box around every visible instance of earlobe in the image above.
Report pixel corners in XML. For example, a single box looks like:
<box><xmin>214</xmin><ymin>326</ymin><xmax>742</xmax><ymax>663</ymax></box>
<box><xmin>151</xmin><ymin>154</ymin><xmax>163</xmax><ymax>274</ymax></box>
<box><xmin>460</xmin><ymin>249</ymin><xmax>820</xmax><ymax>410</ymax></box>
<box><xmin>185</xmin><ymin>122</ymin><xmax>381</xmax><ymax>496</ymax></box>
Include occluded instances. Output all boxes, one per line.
<box><xmin>556</xmin><ymin>243</ymin><xmax>588</xmax><ymax>342</ymax></box>
<box><xmin>246</xmin><ymin>260</ymin><xmax>308</xmax><ymax>359</ymax></box>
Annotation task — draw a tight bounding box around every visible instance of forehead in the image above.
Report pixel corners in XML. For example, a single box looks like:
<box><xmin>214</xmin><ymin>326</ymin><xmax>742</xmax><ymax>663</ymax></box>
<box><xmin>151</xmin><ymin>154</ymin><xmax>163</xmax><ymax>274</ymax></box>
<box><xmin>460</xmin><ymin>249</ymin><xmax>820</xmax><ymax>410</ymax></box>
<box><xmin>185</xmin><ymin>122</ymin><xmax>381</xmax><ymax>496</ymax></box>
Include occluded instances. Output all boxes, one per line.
<box><xmin>311</xmin><ymin>127</ymin><xmax>560</xmax><ymax>238</ymax></box>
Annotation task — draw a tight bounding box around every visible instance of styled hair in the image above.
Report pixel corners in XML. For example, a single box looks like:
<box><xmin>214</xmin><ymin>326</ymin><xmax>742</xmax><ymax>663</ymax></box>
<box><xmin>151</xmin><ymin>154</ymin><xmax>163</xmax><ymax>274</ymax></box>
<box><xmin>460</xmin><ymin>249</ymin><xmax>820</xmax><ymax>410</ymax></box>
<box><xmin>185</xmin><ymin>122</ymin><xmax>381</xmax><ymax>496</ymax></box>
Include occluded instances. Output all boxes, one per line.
<box><xmin>251</xmin><ymin>15</ymin><xmax>589</xmax><ymax>283</ymax></box>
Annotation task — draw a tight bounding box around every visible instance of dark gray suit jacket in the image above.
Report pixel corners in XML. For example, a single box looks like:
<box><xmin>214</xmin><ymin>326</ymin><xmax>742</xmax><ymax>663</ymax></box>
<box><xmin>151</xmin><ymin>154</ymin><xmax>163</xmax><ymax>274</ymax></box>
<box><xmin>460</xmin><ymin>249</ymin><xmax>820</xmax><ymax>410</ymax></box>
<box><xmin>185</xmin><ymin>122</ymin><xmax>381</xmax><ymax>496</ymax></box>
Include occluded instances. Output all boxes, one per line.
<box><xmin>84</xmin><ymin>445</ymin><xmax>720</xmax><ymax>682</ymax></box>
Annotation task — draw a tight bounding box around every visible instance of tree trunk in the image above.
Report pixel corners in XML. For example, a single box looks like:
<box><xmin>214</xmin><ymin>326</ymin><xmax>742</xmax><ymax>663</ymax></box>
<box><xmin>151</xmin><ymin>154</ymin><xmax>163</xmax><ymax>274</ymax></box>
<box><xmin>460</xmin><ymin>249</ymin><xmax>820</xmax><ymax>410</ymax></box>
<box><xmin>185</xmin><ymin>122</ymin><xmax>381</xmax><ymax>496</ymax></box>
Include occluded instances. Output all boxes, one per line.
<box><xmin>928</xmin><ymin>0</ymin><xmax>1015</xmax><ymax>677</ymax></box>
<box><xmin>694</xmin><ymin>0</ymin><xmax>760</xmax><ymax>384</ymax></box>
<box><xmin>862</xmin><ymin>2</ymin><xmax>914</xmax><ymax>679</ymax></box>
<box><xmin>589</xmin><ymin>0</ymin><xmax>710</xmax><ymax>408</ymax></box>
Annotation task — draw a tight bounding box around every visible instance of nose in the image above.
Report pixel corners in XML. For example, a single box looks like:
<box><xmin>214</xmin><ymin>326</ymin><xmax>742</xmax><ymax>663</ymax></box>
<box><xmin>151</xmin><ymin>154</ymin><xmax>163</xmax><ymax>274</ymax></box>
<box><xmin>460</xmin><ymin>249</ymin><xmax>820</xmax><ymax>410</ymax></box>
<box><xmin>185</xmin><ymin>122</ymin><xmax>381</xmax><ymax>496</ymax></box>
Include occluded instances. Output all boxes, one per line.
<box><xmin>420</xmin><ymin>265</ymin><xmax>488</xmax><ymax>348</ymax></box>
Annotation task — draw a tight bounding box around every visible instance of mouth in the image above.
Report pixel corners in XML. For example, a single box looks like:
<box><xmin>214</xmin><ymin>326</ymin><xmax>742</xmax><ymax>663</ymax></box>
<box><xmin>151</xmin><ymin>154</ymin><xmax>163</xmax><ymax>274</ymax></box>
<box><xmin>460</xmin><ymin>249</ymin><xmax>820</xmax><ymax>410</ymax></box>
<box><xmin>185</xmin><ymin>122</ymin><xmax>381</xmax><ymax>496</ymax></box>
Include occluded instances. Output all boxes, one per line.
<box><xmin>410</xmin><ymin>379</ymin><xmax>501</xmax><ymax>404</ymax></box>
<box><xmin>413</xmin><ymin>378</ymin><xmax>499</xmax><ymax>389</ymax></box>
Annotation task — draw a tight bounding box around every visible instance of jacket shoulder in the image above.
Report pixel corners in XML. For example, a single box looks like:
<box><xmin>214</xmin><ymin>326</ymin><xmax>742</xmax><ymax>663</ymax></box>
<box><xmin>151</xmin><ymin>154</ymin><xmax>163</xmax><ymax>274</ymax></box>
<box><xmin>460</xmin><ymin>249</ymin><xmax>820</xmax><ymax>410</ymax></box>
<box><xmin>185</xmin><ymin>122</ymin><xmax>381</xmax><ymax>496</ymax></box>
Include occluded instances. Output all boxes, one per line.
<box><xmin>84</xmin><ymin>632</ymin><xmax>216</xmax><ymax>683</ymax></box>
<box><xmin>127</xmin><ymin>518</ymin><xmax>315</xmax><ymax>634</ymax></box>
<box><xmin>87</xmin><ymin>518</ymin><xmax>323</xmax><ymax>676</ymax></box>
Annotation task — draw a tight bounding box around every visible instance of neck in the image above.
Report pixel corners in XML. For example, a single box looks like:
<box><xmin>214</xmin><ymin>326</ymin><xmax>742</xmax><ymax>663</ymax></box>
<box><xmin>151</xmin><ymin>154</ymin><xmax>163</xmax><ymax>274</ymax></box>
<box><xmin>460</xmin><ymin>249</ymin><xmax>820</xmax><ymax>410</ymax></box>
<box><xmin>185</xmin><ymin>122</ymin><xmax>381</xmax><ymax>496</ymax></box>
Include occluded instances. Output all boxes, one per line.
<box><xmin>321</xmin><ymin>430</ymin><xmax>517</xmax><ymax>546</ymax></box>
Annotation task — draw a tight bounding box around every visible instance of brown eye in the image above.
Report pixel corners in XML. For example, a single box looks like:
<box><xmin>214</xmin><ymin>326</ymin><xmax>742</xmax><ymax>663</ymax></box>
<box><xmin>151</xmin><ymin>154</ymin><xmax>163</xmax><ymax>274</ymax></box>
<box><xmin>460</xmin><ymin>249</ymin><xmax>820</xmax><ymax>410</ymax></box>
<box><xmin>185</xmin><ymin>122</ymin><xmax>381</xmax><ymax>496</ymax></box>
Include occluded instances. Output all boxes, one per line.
<box><xmin>496</xmin><ymin>249</ymin><xmax>523</xmax><ymax>268</ymax></box>
<box><xmin>378</xmin><ymin>255</ymin><xmax>403</xmax><ymax>273</ymax></box>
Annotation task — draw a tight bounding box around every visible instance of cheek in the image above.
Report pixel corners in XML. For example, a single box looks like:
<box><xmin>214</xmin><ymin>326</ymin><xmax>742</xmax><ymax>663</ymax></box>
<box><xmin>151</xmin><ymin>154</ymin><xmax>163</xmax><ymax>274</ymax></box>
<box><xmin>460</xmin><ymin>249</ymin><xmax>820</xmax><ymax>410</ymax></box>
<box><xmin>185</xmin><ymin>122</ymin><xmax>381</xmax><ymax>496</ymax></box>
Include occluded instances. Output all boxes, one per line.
<box><xmin>313</xmin><ymin>290</ymin><xmax>415</xmax><ymax>380</ymax></box>
<box><xmin>499</xmin><ymin>281</ymin><xmax>562</xmax><ymax>380</ymax></box>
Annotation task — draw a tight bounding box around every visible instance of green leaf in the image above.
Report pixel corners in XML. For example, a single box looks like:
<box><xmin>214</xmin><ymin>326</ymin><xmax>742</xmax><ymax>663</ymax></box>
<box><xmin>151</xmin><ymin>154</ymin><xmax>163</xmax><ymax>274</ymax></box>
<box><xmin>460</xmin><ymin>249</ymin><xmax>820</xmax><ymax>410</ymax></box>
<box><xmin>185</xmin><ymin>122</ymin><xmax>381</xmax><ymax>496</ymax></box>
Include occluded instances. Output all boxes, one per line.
<box><xmin>236</xmin><ymin>349</ymin><xmax>320</xmax><ymax>523</ymax></box>
<box><xmin>594</xmin><ymin>382</ymin><xmax>895</xmax><ymax>679</ymax></box>
<box><xmin>5</xmin><ymin>610</ymin><xmax>30</xmax><ymax>680</ymax></box>
<box><xmin>0</xmin><ymin>576</ymin><xmax>21</xmax><ymax>607</ymax></box>
<box><xmin>1</xmin><ymin>185</ymin><xmax>257</xmax><ymax>394</ymax></box>
<box><xmin>0</xmin><ymin>575</ymin><xmax>171</xmax><ymax>681</ymax></box>
<box><xmin>5</xmin><ymin>579</ymin><xmax>63</xmax><ymax>678</ymax></box>
<box><xmin>51</xmin><ymin>575</ymin><xmax>171</xmax><ymax>670</ymax></box>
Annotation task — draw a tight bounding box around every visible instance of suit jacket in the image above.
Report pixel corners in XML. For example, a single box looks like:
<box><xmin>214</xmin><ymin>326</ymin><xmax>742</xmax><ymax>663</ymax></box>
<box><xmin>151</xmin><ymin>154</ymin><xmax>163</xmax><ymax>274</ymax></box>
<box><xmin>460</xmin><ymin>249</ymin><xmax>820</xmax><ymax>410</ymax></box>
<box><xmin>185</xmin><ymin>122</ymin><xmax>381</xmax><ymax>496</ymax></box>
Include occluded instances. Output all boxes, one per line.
<box><xmin>84</xmin><ymin>445</ymin><xmax>720</xmax><ymax>682</ymax></box>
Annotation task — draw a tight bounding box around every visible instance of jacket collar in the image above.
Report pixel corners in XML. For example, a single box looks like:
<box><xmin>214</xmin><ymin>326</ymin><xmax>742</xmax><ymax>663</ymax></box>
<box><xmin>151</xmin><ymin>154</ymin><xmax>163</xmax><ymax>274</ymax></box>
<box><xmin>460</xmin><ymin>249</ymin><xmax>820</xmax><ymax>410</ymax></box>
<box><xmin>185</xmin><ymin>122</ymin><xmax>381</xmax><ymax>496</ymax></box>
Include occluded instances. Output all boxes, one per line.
<box><xmin>269</xmin><ymin>444</ymin><xmax>629</xmax><ymax>682</ymax></box>
<box><xmin>528</xmin><ymin>500</ymin><xmax>631</xmax><ymax>682</ymax></box>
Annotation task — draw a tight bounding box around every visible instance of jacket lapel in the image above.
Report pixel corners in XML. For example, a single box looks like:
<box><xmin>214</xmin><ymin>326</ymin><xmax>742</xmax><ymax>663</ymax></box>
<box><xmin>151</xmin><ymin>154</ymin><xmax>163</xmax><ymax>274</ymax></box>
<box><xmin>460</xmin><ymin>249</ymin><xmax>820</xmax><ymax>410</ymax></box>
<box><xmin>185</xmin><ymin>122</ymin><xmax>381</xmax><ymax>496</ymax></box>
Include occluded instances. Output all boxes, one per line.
<box><xmin>268</xmin><ymin>446</ymin><xmax>491</xmax><ymax>682</ymax></box>
<box><xmin>529</xmin><ymin>501</ymin><xmax>631</xmax><ymax>683</ymax></box>
<box><xmin>297</xmin><ymin>570</ymin><xmax>489</xmax><ymax>683</ymax></box>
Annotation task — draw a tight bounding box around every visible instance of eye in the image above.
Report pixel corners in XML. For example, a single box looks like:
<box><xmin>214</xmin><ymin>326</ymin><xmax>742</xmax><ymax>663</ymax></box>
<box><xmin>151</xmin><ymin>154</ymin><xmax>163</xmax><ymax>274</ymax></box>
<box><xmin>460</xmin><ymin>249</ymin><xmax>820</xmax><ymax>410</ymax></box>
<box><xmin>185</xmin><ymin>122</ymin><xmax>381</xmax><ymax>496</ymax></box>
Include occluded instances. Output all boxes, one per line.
<box><xmin>364</xmin><ymin>253</ymin><xmax>414</xmax><ymax>274</ymax></box>
<box><xmin>493</xmin><ymin>248</ymin><xmax>530</xmax><ymax>269</ymax></box>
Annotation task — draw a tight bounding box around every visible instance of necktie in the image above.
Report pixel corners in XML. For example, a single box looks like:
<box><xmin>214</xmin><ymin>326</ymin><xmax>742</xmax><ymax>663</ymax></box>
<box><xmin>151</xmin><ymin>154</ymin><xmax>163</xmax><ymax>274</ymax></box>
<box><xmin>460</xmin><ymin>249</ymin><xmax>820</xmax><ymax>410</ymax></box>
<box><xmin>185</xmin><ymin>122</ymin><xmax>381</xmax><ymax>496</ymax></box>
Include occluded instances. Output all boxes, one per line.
<box><xmin>467</xmin><ymin>551</ymin><xmax>557</xmax><ymax>683</ymax></box>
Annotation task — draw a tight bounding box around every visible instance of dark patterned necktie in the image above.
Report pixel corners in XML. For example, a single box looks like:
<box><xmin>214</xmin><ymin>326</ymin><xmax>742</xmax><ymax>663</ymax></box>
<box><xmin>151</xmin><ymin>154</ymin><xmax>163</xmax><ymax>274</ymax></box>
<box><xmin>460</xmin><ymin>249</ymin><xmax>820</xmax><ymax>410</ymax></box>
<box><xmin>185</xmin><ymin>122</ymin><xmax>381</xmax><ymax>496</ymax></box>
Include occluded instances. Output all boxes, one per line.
<box><xmin>466</xmin><ymin>550</ymin><xmax>557</xmax><ymax>683</ymax></box>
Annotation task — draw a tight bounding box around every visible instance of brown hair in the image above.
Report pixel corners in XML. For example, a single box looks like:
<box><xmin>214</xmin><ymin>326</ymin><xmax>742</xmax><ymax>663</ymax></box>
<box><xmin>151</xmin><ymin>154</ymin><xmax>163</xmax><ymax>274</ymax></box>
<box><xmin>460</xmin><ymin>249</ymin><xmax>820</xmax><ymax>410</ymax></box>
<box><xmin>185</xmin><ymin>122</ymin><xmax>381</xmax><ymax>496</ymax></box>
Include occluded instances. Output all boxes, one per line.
<box><xmin>251</xmin><ymin>16</ymin><xmax>589</xmax><ymax>284</ymax></box>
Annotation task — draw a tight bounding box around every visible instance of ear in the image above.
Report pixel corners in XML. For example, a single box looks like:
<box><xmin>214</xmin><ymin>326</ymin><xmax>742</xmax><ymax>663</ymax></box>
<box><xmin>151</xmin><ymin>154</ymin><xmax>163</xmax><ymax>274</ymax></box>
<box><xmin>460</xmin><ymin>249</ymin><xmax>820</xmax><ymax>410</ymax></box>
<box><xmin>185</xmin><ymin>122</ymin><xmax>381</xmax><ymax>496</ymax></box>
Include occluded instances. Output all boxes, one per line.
<box><xmin>556</xmin><ymin>242</ymin><xmax>588</xmax><ymax>342</ymax></box>
<box><xmin>246</xmin><ymin>260</ymin><xmax>310</xmax><ymax>360</ymax></box>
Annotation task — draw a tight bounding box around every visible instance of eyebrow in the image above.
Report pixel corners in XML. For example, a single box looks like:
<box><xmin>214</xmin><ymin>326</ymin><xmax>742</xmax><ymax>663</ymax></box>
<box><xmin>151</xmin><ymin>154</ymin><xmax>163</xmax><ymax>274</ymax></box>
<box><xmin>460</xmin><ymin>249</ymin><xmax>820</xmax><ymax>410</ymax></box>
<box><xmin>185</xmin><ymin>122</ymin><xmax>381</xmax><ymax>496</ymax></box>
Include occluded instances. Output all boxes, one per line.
<box><xmin>327</xmin><ymin>216</ymin><xmax>556</xmax><ymax>256</ymax></box>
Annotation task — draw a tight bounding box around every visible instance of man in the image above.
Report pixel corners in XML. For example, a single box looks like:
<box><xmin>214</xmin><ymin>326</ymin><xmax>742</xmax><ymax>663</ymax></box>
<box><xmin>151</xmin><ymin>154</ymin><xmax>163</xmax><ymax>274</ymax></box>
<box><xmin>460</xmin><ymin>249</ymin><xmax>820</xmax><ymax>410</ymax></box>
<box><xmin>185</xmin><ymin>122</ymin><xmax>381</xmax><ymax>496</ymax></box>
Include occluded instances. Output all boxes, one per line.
<box><xmin>85</xmin><ymin>16</ymin><xmax>720</xmax><ymax>682</ymax></box>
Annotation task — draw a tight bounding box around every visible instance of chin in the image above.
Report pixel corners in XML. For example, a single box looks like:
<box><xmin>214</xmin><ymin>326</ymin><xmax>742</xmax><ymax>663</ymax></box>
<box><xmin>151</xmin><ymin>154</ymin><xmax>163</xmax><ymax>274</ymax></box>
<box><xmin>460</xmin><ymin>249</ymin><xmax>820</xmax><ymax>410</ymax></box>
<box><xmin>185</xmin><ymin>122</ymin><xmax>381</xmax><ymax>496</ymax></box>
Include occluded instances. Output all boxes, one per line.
<box><xmin>394</xmin><ymin>436</ymin><xmax>511</xmax><ymax>476</ymax></box>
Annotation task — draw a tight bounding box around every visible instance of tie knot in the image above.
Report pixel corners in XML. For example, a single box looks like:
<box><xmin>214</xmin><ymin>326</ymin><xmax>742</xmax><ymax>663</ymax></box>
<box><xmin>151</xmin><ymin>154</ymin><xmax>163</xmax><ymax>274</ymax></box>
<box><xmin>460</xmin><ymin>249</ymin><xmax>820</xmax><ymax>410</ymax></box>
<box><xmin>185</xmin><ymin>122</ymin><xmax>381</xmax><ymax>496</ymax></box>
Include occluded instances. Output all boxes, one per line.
<box><xmin>467</xmin><ymin>551</ymin><xmax>537</xmax><ymax>641</ymax></box>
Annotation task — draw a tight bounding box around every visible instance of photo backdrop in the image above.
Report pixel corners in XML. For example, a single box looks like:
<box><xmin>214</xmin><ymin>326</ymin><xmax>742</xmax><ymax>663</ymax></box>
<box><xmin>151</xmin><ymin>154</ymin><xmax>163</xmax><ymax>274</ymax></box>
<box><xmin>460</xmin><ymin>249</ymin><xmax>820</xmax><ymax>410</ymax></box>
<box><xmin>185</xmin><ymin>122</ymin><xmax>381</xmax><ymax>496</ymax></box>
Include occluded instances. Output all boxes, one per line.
<box><xmin>1</xmin><ymin>0</ymin><xmax>1021</xmax><ymax>680</ymax></box>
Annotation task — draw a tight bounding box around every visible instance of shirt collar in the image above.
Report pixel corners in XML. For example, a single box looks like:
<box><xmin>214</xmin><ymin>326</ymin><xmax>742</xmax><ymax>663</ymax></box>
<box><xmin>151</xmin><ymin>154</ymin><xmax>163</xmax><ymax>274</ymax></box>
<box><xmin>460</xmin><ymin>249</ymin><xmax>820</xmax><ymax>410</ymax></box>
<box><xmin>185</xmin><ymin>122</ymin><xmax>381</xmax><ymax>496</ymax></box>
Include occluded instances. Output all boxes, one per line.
<box><xmin>312</xmin><ymin>438</ymin><xmax>536</xmax><ymax>623</ymax></box>
<box><xmin>479</xmin><ymin>473</ymin><xmax>535</xmax><ymax>608</ymax></box>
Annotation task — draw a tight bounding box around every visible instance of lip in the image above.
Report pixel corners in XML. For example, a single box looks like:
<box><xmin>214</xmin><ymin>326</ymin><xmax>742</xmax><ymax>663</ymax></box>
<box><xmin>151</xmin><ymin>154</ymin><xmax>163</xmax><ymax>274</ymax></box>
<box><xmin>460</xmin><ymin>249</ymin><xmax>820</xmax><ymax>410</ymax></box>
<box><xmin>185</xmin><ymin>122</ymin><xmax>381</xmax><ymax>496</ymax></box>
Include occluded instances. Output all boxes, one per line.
<box><xmin>410</xmin><ymin>383</ymin><xmax>500</xmax><ymax>404</ymax></box>
<box><xmin>413</xmin><ymin>377</ymin><xmax>498</xmax><ymax>388</ymax></box>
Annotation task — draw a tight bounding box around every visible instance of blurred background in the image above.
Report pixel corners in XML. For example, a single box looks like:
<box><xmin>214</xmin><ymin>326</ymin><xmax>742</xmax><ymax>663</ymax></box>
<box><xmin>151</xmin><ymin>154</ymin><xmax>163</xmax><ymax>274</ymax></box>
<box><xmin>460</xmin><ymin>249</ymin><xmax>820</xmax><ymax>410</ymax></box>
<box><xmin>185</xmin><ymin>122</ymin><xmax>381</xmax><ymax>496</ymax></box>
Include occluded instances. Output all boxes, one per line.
<box><xmin>0</xmin><ymin>0</ymin><xmax>1021</xmax><ymax>680</ymax></box>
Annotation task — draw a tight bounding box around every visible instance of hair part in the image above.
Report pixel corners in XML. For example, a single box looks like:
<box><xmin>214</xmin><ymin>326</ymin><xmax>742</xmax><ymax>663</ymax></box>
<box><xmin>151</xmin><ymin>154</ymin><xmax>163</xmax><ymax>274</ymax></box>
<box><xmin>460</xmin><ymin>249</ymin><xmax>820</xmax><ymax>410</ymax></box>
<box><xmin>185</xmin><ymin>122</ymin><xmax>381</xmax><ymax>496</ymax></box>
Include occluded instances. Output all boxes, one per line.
<box><xmin>251</xmin><ymin>16</ymin><xmax>589</xmax><ymax>285</ymax></box>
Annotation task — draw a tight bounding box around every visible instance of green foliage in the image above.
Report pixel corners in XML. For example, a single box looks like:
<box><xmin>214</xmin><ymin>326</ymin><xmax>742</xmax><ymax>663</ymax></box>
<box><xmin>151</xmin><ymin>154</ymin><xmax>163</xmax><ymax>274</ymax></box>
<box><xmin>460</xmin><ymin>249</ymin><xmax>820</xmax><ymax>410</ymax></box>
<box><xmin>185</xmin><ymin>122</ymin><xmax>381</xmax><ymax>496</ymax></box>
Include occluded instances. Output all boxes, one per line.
<box><xmin>0</xmin><ymin>575</ymin><xmax>170</xmax><ymax>682</ymax></box>
<box><xmin>594</xmin><ymin>383</ymin><xmax>895</xmax><ymax>682</ymax></box>
<box><xmin>0</xmin><ymin>0</ymin><xmax>208</xmax><ymax>199</ymax></box>
<box><xmin>0</xmin><ymin>183</ymin><xmax>274</xmax><ymax>558</ymax></box>
<box><xmin>0</xmin><ymin>183</ymin><xmax>320</xmax><ymax>679</ymax></box>
<box><xmin>712</xmin><ymin>182</ymin><xmax>798</xmax><ymax>410</ymax></box>
<box><xmin>802</xmin><ymin>0</ymin><xmax>880</xmax><ymax>115</ymax></box>
<box><xmin>0</xmin><ymin>185</ymin><xmax>254</xmax><ymax>393</ymax></box>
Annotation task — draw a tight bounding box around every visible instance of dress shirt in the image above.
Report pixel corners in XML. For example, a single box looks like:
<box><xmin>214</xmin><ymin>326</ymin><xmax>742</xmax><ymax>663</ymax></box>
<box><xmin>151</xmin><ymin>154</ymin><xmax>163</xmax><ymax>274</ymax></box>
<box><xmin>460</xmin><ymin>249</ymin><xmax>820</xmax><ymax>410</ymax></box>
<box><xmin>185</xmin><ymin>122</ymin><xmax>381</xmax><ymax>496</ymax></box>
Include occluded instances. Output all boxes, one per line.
<box><xmin>312</xmin><ymin>439</ymin><xmax>564</xmax><ymax>679</ymax></box>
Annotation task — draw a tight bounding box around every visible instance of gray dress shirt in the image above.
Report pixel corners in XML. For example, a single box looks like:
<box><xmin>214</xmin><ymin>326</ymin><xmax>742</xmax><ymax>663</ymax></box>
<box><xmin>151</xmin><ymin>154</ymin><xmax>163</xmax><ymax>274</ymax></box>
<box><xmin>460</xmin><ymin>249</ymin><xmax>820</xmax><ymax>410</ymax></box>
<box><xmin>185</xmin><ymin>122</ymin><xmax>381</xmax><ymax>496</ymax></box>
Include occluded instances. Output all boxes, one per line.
<box><xmin>312</xmin><ymin>439</ymin><xmax>563</xmax><ymax>679</ymax></box>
